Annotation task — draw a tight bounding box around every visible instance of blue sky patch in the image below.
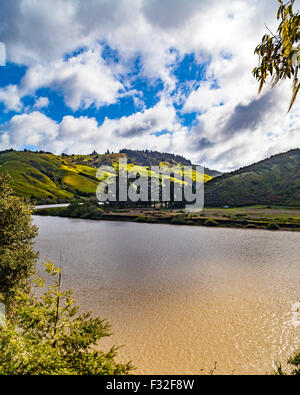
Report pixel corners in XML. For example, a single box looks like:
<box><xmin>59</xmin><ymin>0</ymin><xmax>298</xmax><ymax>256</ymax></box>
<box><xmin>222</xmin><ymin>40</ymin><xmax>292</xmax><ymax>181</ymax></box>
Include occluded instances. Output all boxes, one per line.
<box><xmin>173</xmin><ymin>53</ymin><xmax>209</xmax><ymax>84</ymax></box>
<box><xmin>0</xmin><ymin>62</ymin><xmax>27</xmax><ymax>87</ymax></box>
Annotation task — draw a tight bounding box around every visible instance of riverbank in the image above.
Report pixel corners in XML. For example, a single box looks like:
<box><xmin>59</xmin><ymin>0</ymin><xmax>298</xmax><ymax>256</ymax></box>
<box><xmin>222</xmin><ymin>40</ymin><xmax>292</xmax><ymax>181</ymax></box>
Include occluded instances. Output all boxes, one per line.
<box><xmin>34</xmin><ymin>205</ymin><xmax>300</xmax><ymax>231</ymax></box>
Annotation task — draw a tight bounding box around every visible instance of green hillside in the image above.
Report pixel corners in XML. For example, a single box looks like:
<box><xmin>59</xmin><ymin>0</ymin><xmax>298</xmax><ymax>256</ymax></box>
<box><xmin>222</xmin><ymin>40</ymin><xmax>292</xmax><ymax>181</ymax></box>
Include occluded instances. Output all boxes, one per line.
<box><xmin>204</xmin><ymin>149</ymin><xmax>300</xmax><ymax>207</ymax></box>
<box><xmin>0</xmin><ymin>151</ymin><xmax>98</xmax><ymax>202</ymax></box>
<box><xmin>0</xmin><ymin>149</ymin><xmax>214</xmax><ymax>203</ymax></box>
<box><xmin>3</xmin><ymin>148</ymin><xmax>299</xmax><ymax>208</ymax></box>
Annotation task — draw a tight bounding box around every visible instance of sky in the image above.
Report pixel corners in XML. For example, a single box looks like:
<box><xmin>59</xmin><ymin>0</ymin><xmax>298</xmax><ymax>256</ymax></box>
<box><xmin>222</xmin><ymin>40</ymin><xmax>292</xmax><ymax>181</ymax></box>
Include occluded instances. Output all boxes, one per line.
<box><xmin>0</xmin><ymin>0</ymin><xmax>299</xmax><ymax>172</ymax></box>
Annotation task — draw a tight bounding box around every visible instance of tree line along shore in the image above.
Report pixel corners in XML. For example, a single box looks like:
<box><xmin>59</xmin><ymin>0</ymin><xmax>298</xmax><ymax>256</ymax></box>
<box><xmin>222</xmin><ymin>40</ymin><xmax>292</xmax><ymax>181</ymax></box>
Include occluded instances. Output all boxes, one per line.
<box><xmin>34</xmin><ymin>202</ymin><xmax>300</xmax><ymax>232</ymax></box>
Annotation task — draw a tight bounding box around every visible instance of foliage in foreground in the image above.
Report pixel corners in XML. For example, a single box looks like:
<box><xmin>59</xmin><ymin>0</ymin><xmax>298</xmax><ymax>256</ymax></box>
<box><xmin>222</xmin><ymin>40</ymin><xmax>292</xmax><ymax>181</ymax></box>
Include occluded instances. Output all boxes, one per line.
<box><xmin>288</xmin><ymin>352</ymin><xmax>300</xmax><ymax>375</ymax></box>
<box><xmin>253</xmin><ymin>0</ymin><xmax>299</xmax><ymax>111</ymax></box>
<box><xmin>274</xmin><ymin>300</ymin><xmax>300</xmax><ymax>375</ymax></box>
<box><xmin>0</xmin><ymin>171</ymin><xmax>38</xmax><ymax>319</ymax></box>
<box><xmin>274</xmin><ymin>351</ymin><xmax>300</xmax><ymax>375</ymax></box>
<box><xmin>0</xmin><ymin>262</ymin><xmax>133</xmax><ymax>375</ymax></box>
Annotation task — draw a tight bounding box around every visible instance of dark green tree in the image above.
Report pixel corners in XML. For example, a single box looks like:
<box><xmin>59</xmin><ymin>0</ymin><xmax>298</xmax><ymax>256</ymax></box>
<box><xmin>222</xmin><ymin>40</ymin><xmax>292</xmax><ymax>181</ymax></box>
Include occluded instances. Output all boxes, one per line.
<box><xmin>0</xmin><ymin>171</ymin><xmax>38</xmax><ymax>318</ymax></box>
<box><xmin>253</xmin><ymin>0</ymin><xmax>299</xmax><ymax>111</ymax></box>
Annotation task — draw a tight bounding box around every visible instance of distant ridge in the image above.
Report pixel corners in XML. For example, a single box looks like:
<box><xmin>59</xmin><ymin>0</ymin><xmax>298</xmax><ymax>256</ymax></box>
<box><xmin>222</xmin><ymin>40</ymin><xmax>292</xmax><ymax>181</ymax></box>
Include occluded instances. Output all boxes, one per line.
<box><xmin>119</xmin><ymin>149</ymin><xmax>192</xmax><ymax>166</ymax></box>
<box><xmin>205</xmin><ymin>149</ymin><xmax>300</xmax><ymax>207</ymax></box>
<box><xmin>119</xmin><ymin>149</ymin><xmax>222</xmax><ymax>177</ymax></box>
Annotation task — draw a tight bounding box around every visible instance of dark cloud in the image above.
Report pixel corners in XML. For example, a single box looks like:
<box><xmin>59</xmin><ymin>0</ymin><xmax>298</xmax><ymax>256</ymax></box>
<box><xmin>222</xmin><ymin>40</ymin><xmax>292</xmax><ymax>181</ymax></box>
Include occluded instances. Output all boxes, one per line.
<box><xmin>0</xmin><ymin>0</ymin><xmax>22</xmax><ymax>43</ymax></box>
<box><xmin>213</xmin><ymin>145</ymin><xmax>243</xmax><ymax>165</ymax></box>
<box><xmin>193</xmin><ymin>137</ymin><xmax>214</xmax><ymax>151</ymax></box>
<box><xmin>222</xmin><ymin>91</ymin><xmax>278</xmax><ymax>136</ymax></box>
<box><xmin>141</xmin><ymin>0</ymin><xmax>206</xmax><ymax>29</ymax></box>
<box><xmin>75</xmin><ymin>0</ymin><xmax>129</xmax><ymax>34</ymax></box>
<box><xmin>187</xmin><ymin>120</ymin><xmax>215</xmax><ymax>152</ymax></box>
<box><xmin>115</xmin><ymin>119</ymin><xmax>158</xmax><ymax>137</ymax></box>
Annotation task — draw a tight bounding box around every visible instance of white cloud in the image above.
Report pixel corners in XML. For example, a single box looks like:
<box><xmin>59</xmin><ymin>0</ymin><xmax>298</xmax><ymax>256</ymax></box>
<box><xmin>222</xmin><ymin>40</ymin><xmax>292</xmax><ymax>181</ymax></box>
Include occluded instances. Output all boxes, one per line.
<box><xmin>34</xmin><ymin>96</ymin><xmax>49</xmax><ymax>109</ymax></box>
<box><xmin>0</xmin><ymin>111</ymin><xmax>58</xmax><ymax>149</ymax></box>
<box><xmin>183</xmin><ymin>82</ymin><xmax>226</xmax><ymax>113</ymax></box>
<box><xmin>0</xmin><ymin>85</ymin><xmax>23</xmax><ymax>112</ymax></box>
<box><xmin>55</xmin><ymin>99</ymin><xmax>178</xmax><ymax>154</ymax></box>
<box><xmin>21</xmin><ymin>47</ymin><xmax>124</xmax><ymax>110</ymax></box>
<box><xmin>0</xmin><ymin>100</ymin><xmax>177</xmax><ymax>154</ymax></box>
<box><xmin>104</xmin><ymin>99</ymin><xmax>177</xmax><ymax>138</ymax></box>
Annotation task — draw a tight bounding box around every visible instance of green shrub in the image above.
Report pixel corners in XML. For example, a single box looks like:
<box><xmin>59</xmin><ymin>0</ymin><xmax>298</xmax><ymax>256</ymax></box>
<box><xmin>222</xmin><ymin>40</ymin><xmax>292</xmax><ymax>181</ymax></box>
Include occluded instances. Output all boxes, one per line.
<box><xmin>134</xmin><ymin>215</ymin><xmax>147</xmax><ymax>223</ymax></box>
<box><xmin>186</xmin><ymin>220</ymin><xmax>194</xmax><ymax>225</ymax></box>
<box><xmin>34</xmin><ymin>208</ymin><xmax>48</xmax><ymax>216</ymax></box>
<box><xmin>245</xmin><ymin>224</ymin><xmax>258</xmax><ymax>229</ymax></box>
<box><xmin>171</xmin><ymin>215</ymin><xmax>187</xmax><ymax>225</ymax></box>
<box><xmin>36</xmin><ymin>202</ymin><xmax>105</xmax><ymax>220</ymax></box>
<box><xmin>266</xmin><ymin>222</ymin><xmax>280</xmax><ymax>230</ymax></box>
<box><xmin>146</xmin><ymin>217</ymin><xmax>158</xmax><ymax>223</ymax></box>
<box><xmin>53</xmin><ymin>202</ymin><xmax>104</xmax><ymax>220</ymax></box>
<box><xmin>204</xmin><ymin>219</ymin><xmax>219</xmax><ymax>227</ymax></box>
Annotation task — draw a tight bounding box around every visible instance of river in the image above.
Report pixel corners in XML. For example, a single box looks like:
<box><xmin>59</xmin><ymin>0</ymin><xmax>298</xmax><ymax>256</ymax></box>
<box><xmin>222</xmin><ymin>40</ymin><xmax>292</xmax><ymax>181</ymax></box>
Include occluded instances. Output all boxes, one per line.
<box><xmin>33</xmin><ymin>215</ymin><xmax>300</xmax><ymax>374</ymax></box>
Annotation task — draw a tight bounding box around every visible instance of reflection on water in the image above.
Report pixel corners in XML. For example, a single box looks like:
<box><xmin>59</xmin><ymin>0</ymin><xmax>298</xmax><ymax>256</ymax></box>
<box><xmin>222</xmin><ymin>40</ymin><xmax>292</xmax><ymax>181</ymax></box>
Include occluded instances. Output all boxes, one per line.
<box><xmin>35</xmin><ymin>204</ymin><xmax>70</xmax><ymax>209</ymax></box>
<box><xmin>33</xmin><ymin>216</ymin><xmax>300</xmax><ymax>374</ymax></box>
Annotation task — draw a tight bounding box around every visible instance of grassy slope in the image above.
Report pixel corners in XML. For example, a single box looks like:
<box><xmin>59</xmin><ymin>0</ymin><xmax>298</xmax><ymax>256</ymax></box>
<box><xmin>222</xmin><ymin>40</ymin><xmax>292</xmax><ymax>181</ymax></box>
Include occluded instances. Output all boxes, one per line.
<box><xmin>204</xmin><ymin>149</ymin><xmax>300</xmax><ymax>207</ymax></box>
<box><xmin>0</xmin><ymin>151</ymin><xmax>212</xmax><ymax>201</ymax></box>
<box><xmin>0</xmin><ymin>151</ymin><xmax>99</xmax><ymax>200</ymax></box>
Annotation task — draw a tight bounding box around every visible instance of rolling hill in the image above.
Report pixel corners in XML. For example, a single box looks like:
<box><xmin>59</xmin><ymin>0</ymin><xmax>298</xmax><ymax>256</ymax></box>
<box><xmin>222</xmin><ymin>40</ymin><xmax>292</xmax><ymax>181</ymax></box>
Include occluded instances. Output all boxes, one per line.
<box><xmin>0</xmin><ymin>149</ymin><xmax>216</xmax><ymax>203</ymax></box>
<box><xmin>1</xmin><ymin>148</ymin><xmax>299</xmax><ymax>207</ymax></box>
<box><xmin>204</xmin><ymin>149</ymin><xmax>300</xmax><ymax>207</ymax></box>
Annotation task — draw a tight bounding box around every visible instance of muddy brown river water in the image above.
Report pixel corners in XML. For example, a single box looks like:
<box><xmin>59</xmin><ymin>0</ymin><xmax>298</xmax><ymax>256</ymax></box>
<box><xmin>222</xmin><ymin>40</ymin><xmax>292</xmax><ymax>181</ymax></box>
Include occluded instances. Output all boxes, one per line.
<box><xmin>33</xmin><ymin>216</ymin><xmax>300</xmax><ymax>374</ymax></box>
